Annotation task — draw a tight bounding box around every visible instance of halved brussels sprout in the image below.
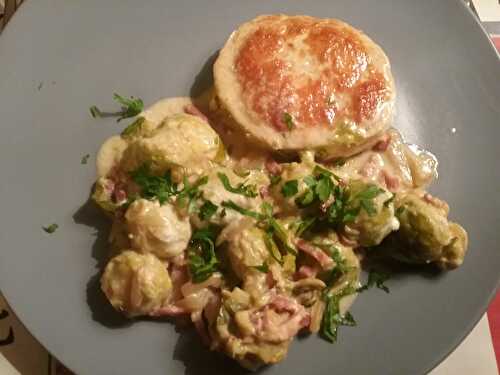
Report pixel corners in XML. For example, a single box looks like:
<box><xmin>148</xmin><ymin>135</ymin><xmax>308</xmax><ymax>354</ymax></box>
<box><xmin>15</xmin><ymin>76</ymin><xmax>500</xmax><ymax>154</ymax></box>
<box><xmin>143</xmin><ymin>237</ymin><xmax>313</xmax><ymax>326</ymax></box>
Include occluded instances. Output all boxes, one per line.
<box><xmin>342</xmin><ymin>180</ymin><xmax>399</xmax><ymax>247</ymax></box>
<box><xmin>125</xmin><ymin>199</ymin><xmax>191</xmax><ymax>259</ymax></box>
<box><xmin>120</xmin><ymin>113</ymin><xmax>221</xmax><ymax>180</ymax></box>
<box><xmin>101</xmin><ymin>251</ymin><xmax>172</xmax><ymax>317</ymax></box>
<box><xmin>380</xmin><ymin>192</ymin><xmax>468</xmax><ymax>269</ymax></box>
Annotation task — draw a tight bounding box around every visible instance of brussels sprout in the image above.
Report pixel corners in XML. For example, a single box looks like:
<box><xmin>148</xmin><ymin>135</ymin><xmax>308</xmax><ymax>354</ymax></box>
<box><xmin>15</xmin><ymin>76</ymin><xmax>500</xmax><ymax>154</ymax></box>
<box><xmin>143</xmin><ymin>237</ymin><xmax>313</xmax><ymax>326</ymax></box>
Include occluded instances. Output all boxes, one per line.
<box><xmin>341</xmin><ymin>180</ymin><xmax>399</xmax><ymax>247</ymax></box>
<box><xmin>92</xmin><ymin>177</ymin><xmax>124</xmax><ymax>214</ymax></box>
<box><xmin>307</xmin><ymin>231</ymin><xmax>360</xmax><ymax>287</ymax></box>
<box><xmin>190</xmin><ymin>167</ymin><xmax>265</xmax><ymax>228</ymax></box>
<box><xmin>381</xmin><ymin>192</ymin><xmax>468</xmax><ymax>269</ymax></box>
<box><xmin>223</xmin><ymin>219</ymin><xmax>270</xmax><ymax>278</ymax></box>
<box><xmin>100</xmin><ymin>251</ymin><xmax>172</xmax><ymax>317</ymax></box>
<box><xmin>120</xmin><ymin>113</ymin><xmax>221</xmax><ymax>179</ymax></box>
<box><xmin>270</xmin><ymin>159</ymin><xmax>315</xmax><ymax>214</ymax></box>
<box><xmin>125</xmin><ymin>199</ymin><xmax>191</xmax><ymax>259</ymax></box>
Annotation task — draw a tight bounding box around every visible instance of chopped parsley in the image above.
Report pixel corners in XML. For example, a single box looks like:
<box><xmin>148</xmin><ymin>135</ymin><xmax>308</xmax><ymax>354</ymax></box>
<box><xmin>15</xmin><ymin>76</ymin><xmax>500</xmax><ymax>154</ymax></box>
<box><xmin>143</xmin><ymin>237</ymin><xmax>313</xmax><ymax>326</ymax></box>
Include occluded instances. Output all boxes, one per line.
<box><xmin>130</xmin><ymin>164</ymin><xmax>209</xmax><ymax>211</ymax></box>
<box><xmin>282</xmin><ymin>112</ymin><xmax>294</xmax><ymax>130</ymax></box>
<box><xmin>221</xmin><ymin>200</ymin><xmax>296</xmax><ymax>256</ymax></box>
<box><xmin>357</xmin><ymin>270</ymin><xmax>390</xmax><ymax>293</ymax></box>
<box><xmin>252</xmin><ymin>262</ymin><xmax>269</xmax><ymax>273</ymax></box>
<box><xmin>217</xmin><ymin>172</ymin><xmax>257</xmax><ymax>198</ymax></box>
<box><xmin>42</xmin><ymin>223</ymin><xmax>58</xmax><ymax>234</ymax></box>
<box><xmin>221</xmin><ymin>200</ymin><xmax>263</xmax><ymax>220</ymax></box>
<box><xmin>270</xmin><ymin>175</ymin><xmax>282</xmax><ymax>186</ymax></box>
<box><xmin>263</xmin><ymin>232</ymin><xmax>284</xmax><ymax>265</ymax></box>
<box><xmin>90</xmin><ymin>93</ymin><xmax>144</xmax><ymax>122</ymax></box>
<box><xmin>187</xmin><ymin>227</ymin><xmax>219</xmax><ymax>283</ymax></box>
<box><xmin>395</xmin><ymin>206</ymin><xmax>406</xmax><ymax>216</ymax></box>
<box><xmin>332</xmin><ymin>158</ymin><xmax>346</xmax><ymax>167</ymax></box>
<box><xmin>293</xmin><ymin>217</ymin><xmax>316</xmax><ymax>237</ymax></box>
<box><xmin>131</xmin><ymin>164</ymin><xmax>179</xmax><ymax>205</ymax></box>
<box><xmin>81</xmin><ymin>154</ymin><xmax>90</xmax><ymax>164</ymax></box>
<box><xmin>121</xmin><ymin>117</ymin><xmax>146</xmax><ymax>137</ymax></box>
<box><xmin>281</xmin><ymin>179</ymin><xmax>299</xmax><ymax>197</ymax></box>
<box><xmin>383</xmin><ymin>194</ymin><xmax>395</xmax><ymax>207</ymax></box>
<box><xmin>199</xmin><ymin>200</ymin><xmax>218</xmax><ymax>221</ymax></box>
<box><xmin>354</xmin><ymin>185</ymin><xmax>385</xmax><ymax>216</ymax></box>
<box><xmin>176</xmin><ymin>175</ymin><xmax>209</xmax><ymax>213</ymax></box>
<box><xmin>294</xmin><ymin>167</ymin><xmax>386</xmax><ymax>230</ymax></box>
<box><xmin>320</xmin><ymin>285</ymin><xmax>357</xmax><ymax>343</ymax></box>
<box><xmin>322</xmin><ymin>244</ymin><xmax>352</xmax><ymax>285</ymax></box>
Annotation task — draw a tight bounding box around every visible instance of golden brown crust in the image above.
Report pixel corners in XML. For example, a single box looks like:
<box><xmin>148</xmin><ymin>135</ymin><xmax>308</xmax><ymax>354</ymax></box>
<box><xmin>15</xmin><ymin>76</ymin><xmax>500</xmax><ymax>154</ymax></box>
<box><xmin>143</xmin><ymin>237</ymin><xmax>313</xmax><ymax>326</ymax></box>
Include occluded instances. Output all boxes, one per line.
<box><xmin>214</xmin><ymin>15</ymin><xmax>396</xmax><ymax>156</ymax></box>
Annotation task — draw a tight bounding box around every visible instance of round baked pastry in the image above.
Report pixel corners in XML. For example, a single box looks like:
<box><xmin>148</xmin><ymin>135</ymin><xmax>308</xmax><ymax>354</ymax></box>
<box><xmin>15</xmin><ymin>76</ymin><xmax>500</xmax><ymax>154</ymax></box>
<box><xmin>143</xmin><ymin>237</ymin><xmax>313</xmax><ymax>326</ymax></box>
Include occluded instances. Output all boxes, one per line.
<box><xmin>214</xmin><ymin>15</ymin><xmax>396</xmax><ymax>158</ymax></box>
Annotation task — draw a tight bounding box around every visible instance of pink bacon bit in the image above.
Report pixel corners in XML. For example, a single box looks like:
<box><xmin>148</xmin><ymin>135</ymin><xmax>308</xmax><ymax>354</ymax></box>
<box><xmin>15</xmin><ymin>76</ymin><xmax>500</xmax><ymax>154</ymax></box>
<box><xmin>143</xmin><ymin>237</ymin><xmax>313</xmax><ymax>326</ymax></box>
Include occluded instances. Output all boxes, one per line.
<box><xmin>191</xmin><ymin>311</ymin><xmax>210</xmax><ymax>345</ymax></box>
<box><xmin>113</xmin><ymin>188</ymin><xmax>127</xmax><ymax>203</ymax></box>
<box><xmin>339</xmin><ymin>233</ymin><xmax>358</xmax><ymax>248</ymax></box>
<box><xmin>259</xmin><ymin>185</ymin><xmax>271</xmax><ymax>199</ymax></box>
<box><xmin>296</xmin><ymin>239</ymin><xmax>334</xmax><ymax>270</ymax></box>
<box><xmin>294</xmin><ymin>265</ymin><xmax>318</xmax><ymax>280</ymax></box>
<box><xmin>184</xmin><ymin>104</ymin><xmax>209</xmax><ymax>122</ymax></box>
<box><xmin>372</xmin><ymin>133</ymin><xmax>392</xmax><ymax>152</ymax></box>
<box><xmin>254</xmin><ymin>295</ymin><xmax>311</xmax><ymax>342</ymax></box>
<box><xmin>150</xmin><ymin>304</ymin><xmax>188</xmax><ymax>317</ymax></box>
<box><xmin>265</xmin><ymin>157</ymin><xmax>283</xmax><ymax>176</ymax></box>
<box><xmin>381</xmin><ymin>170</ymin><xmax>400</xmax><ymax>191</ymax></box>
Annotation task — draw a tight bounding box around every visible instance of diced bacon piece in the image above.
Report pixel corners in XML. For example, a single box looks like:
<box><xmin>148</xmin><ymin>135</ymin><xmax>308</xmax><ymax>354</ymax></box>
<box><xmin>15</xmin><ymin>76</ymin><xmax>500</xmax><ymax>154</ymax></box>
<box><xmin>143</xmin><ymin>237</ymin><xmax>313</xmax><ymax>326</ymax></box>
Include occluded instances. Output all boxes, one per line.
<box><xmin>265</xmin><ymin>158</ymin><xmax>283</xmax><ymax>175</ymax></box>
<box><xmin>151</xmin><ymin>304</ymin><xmax>188</xmax><ymax>317</ymax></box>
<box><xmin>372</xmin><ymin>133</ymin><xmax>391</xmax><ymax>151</ymax></box>
<box><xmin>294</xmin><ymin>265</ymin><xmax>318</xmax><ymax>280</ymax></box>
<box><xmin>184</xmin><ymin>104</ymin><xmax>209</xmax><ymax>122</ymax></box>
<box><xmin>382</xmin><ymin>170</ymin><xmax>400</xmax><ymax>191</ymax></box>
<box><xmin>339</xmin><ymin>233</ymin><xmax>358</xmax><ymax>248</ymax></box>
<box><xmin>296</xmin><ymin>239</ymin><xmax>334</xmax><ymax>270</ymax></box>
<box><xmin>191</xmin><ymin>311</ymin><xmax>210</xmax><ymax>345</ymax></box>
<box><xmin>359</xmin><ymin>154</ymin><xmax>383</xmax><ymax>179</ymax></box>
<box><xmin>259</xmin><ymin>185</ymin><xmax>270</xmax><ymax>199</ymax></box>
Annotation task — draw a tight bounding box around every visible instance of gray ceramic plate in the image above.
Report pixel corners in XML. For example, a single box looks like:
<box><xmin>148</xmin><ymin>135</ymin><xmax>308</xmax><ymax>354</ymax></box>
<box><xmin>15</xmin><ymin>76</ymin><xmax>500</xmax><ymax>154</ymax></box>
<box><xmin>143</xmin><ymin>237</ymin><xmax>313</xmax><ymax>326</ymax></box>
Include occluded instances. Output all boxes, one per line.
<box><xmin>0</xmin><ymin>0</ymin><xmax>499</xmax><ymax>374</ymax></box>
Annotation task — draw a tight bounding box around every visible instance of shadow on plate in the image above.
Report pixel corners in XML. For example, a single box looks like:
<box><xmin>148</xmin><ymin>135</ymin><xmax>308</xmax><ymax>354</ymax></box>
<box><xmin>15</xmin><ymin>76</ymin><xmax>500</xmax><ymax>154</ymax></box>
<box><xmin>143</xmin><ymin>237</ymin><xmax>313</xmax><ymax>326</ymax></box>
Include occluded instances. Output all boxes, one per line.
<box><xmin>173</xmin><ymin>329</ymin><xmax>249</xmax><ymax>375</ymax></box>
<box><xmin>73</xmin><ymin>195</ymin><xmax>132</xmax><ymax>329</ymax></box>
<box><xmin>190</xmin><ymin>50</ymin><xmax>219</xmax><ymax>99</ymax></box>
<box><xmin>359</xmin><ymin>250</ymin><xmax>446</xmax><ymax>283</ymax></box>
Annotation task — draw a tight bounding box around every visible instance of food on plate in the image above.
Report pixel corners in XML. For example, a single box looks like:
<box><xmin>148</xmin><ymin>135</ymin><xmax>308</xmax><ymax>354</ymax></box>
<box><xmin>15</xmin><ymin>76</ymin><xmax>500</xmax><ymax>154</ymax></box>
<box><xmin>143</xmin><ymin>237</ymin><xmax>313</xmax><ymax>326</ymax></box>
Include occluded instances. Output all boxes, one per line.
<box><xmin>378</xmin><ymin>192</ymin><xmax>468</xmax><ymax>269</ymax></box>
<box><xmin>90</xmin><ymin>14</ymin><xmax>468</xmax><ymax>370</ymax></box>
<box><xmin>213</xmin><ymin>15</ymin><xmax>395</xmax><ymax>158</ymax></box>
<box><xmin>101</xmin><ymin>251</ymin><xmax>172</xmax><ymax>317</ymax></box>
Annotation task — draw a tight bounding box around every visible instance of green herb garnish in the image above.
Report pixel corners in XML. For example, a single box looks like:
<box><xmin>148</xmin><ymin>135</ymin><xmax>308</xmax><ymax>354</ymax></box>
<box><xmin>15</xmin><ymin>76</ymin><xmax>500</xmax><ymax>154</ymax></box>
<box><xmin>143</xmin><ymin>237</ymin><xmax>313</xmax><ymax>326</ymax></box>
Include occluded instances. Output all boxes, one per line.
<box><xmin>121</xmin><ymin>117</ymin><xmax>146</xmax><ymax>137</ymax></box>
<box><xmin>252</xmin><ymin>263</ymin><xmax>269</xmax><ymax>273</ymax></box>
<box><xmin>220</xmin><ymin>200</ymin><xmax>263</xmax><ymax>220</ymax></box>
<box><xmin>199</xmin><ymin>200</ymin><xmax>218</xmax><ymax>221</ymax></box>
<box><xmin>81</xmin><ymin>154</ymin><xmax>90</xmax><ymax>165</ymax></box>
<box><xmin>263</xmin><ymin>232</ymin><xmax>284</xmax><ymax>265</ymax></box>
<box><xmin>282</xmin><ymin>112</ymin><xmax>294</xmax><ymax>130</ymax></box>
<box><xmin>383</xmin><ymin>194</ymin><xmax>395</xmax><ymax>207</ymax></box>
<box><xmin>320</xmin><ymin>285</ymin><xmax>357</xmax><ymax>343</ymax></box>
<box><xmin>187</xmin><ymin>227</ymin><xmax>219</xmax><ymax>283</ymax></box>
<box><xmin>217</xmin><ymin>172</ymin><xmax>257</xmax><ymax>198</ymax></box>
<box><xmin>131</xmin><ymin>164</ymin><xmax>179</xmax><ymax>205</ymax></box>
<box><xmin>177</xmin><ymin>175</ymin><xmax>209</xmax><ymax>213</ymax></box>
<box><xmin>221</xmin><ymin>200</ymin><xmax>296</xmax><ymax>256</ymax></box>
<box><xmin>90</xmin><ymin>93</ymin><xmax>144</xmax><ymax>122</ymax></box>
<box><xmin>281</xmin><ymin>179</ymin><xmax>299</xmax><ymax>197</ymax></box>
<box><xmin>355</xmin><ymin>185</ymin><xmax>385</xmax><ymax>216</ymax></box>
<box><xmin>395</xmin><ymin>206</ymin><xmax>406</xmax><ymax>216</ymax></box>
<box><xmin>357</xmin><ymin>270</ymin><xmax>390</xmax><ymax>293</ymax></box>
<box><xmin>270</xmin><ymin>175</ymin><xmax>282</xmax><ymax>186</ymax></box>
<box><xmin>293</xmin><ymin>217</ymin><xmax>316</xmax><ymax>237</ymax></box>
<box><xmin>332</xmin><ymin>158</ymin><xmax>346</xmax><ymax>167</ymax></box>
<box><xmin>42</xmin><ymin>223</ymin><xmax>58</xmax><ymax>234</ymax></box>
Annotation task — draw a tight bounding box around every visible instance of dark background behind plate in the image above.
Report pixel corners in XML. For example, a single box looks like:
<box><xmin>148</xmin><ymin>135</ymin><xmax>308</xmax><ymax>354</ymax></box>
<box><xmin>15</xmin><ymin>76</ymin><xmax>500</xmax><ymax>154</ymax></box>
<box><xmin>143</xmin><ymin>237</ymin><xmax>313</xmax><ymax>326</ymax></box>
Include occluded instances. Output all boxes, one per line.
<box><xmin>0</xmin><ymin>0</ymin><xmax>499</xmax><ymax>374</ymax></box>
